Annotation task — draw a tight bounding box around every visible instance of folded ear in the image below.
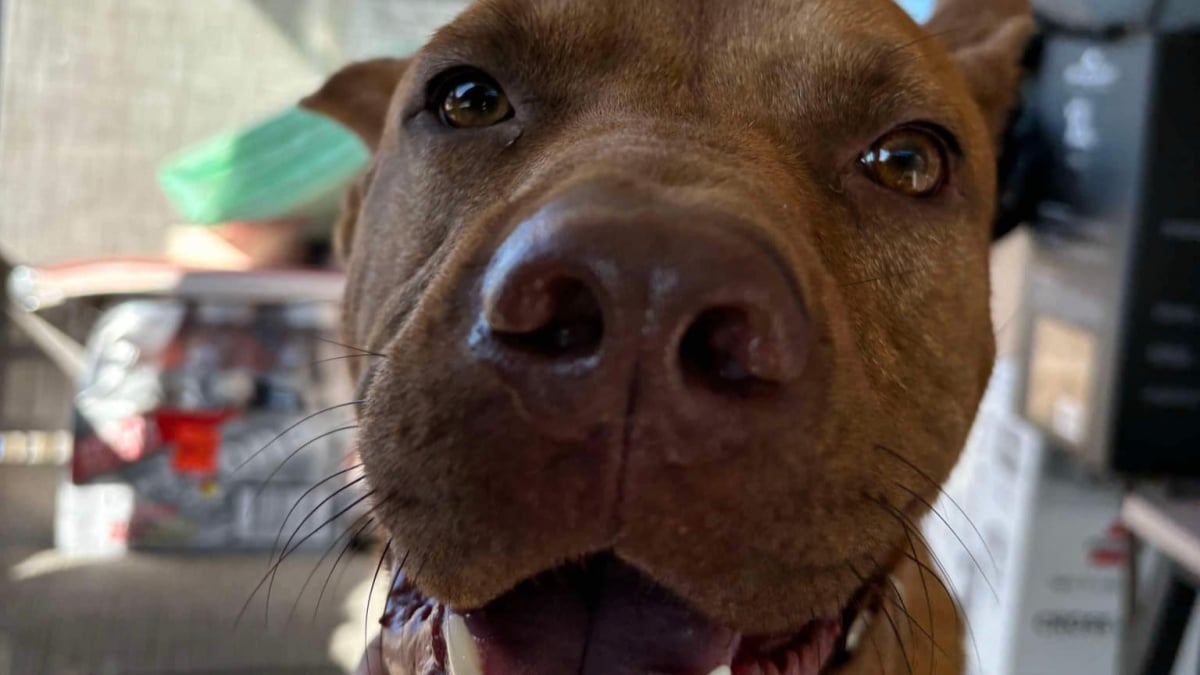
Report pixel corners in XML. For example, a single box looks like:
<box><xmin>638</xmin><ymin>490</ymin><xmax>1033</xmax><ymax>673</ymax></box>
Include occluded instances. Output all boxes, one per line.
<box><xmin>300</xmin><ymin>57</ymin><xmax>410</xmax><ymax>151</ymax></box>
<box><xmin>925</xmin><ymin>0</ymin><xmax>1035</xmax><ymax>139</ymax></box>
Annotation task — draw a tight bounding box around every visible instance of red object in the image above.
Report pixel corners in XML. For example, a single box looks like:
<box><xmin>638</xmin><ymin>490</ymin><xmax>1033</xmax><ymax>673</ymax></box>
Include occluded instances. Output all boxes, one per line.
<box><xmin>1089</xmin><ymin>547</ymin><xmax>1125</xmax><ymax>567</ymax></box>
<box><xmin>73</xmin><ymin>433</ymin><xmax>124</xmax><ymax>483</ymax></box>
<box><xmin>154</xmin><ymin>409</ymin><xmax>239</xmax><ymax>475</ymax></box>
<box><xmin>1089</xmin><ymin>521</ymin><xmax>1129</xmax><ymax>567</ymax></box>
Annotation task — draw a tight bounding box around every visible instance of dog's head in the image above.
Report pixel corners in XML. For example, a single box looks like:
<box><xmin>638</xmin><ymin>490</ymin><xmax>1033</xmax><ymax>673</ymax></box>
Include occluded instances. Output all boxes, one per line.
<box><xmin>303</xmin><ymin>0</ymin><xmax>1031</xmax><ymax>672</ymax></box>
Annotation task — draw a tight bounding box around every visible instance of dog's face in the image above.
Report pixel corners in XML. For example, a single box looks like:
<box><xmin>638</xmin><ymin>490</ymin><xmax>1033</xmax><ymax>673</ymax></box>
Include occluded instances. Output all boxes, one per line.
<box><xmin>304</xmin><ymin>0</ymin><xmax>1031</xmax><ymax>672</ymax></box>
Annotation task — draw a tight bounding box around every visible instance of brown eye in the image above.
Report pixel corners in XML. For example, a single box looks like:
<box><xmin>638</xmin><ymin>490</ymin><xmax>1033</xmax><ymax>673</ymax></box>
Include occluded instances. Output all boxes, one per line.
<box><xmin>860</xmin><ymin>128</ymin><xmax>947</xmax><ymax>197</ymax></box>
<box><xmin>435</xmin><ymin>70</ymin><xmax>513</xmax><ymax>128</ymax></box>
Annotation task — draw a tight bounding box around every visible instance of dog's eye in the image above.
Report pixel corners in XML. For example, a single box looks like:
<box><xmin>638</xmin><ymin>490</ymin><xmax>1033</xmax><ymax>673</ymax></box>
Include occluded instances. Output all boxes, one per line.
<box><xmin>433</xmin><ymin>69</ymin><xmax>513</xmax><ymax>129</ymax></box>
<box><xmin>860</xmin><ymin>128</ymin><xmax>947</xmax><ymax>197</ymax></box>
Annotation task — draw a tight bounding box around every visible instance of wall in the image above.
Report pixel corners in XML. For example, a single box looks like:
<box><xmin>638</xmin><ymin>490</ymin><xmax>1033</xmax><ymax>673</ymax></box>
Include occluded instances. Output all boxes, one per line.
<box><xmin>0</xmin><ymin>1</ymin><xmax>467</xmax><ymax>432</ymax></box>
<box><xmin>0</xmin><ymin>0</ymin><xmax>319</xmax><ymax>265</ymax></box>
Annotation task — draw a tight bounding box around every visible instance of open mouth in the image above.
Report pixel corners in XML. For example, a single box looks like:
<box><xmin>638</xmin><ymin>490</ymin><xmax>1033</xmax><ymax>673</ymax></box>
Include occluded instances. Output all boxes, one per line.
<box><xmin>378</xmin><ymin>554</ymin><xmax>884</xmax><ymax>675</ymax></box>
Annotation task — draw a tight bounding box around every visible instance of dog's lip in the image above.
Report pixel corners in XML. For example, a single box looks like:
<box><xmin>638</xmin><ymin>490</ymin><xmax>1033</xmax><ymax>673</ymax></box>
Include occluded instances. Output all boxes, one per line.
<box><xmin>378</xmin><ymin>556</ymin><xmax>884</xmax><ymax>675</ymax></box>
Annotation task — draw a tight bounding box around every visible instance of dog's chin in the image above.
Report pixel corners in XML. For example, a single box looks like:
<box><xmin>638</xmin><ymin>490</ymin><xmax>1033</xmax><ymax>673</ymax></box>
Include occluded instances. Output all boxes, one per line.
<box><xmin>378</xmin><ymin>553</ymin><xmax>884</xmax><ymax>675</ymax></box>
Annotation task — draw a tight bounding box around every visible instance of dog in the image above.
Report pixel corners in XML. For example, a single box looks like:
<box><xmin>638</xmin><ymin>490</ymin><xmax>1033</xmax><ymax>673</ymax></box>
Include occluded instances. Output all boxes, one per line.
<box><xmin>301</xmin><ymin>0</ymin><xmax>1033</xmax><ymax>672</ymax></box>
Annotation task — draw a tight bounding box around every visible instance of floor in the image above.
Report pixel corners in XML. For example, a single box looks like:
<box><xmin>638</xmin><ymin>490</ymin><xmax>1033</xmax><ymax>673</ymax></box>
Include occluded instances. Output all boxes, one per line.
<box><xmin>0</xmin><ymin>466</ymin><xmax>385</xmax><ymax>675</ymax></box>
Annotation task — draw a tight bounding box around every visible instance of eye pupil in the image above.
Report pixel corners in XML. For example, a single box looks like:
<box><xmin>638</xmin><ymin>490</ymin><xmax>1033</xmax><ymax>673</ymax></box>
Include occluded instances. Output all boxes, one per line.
<box><xmin>861</xmin><ymin>129</ymin><xmax>946</xmax><ymax>197</ymax></box>
<box><xmin>436</xmin><ymin>71</ymin><xmax>513</xmax><ymax>128</ymax></box>
<box><xmin>446</xmin><ymin>82</ymin><xmax>500</xmax><ymax>115</ymax></box>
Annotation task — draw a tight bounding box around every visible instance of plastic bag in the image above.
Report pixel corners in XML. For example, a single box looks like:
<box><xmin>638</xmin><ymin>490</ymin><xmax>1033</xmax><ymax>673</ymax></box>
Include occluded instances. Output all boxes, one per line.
<box><xmin>157</xmin><ymin>107</ymin><xmax>368</xmax><ymax>225</ymax></box>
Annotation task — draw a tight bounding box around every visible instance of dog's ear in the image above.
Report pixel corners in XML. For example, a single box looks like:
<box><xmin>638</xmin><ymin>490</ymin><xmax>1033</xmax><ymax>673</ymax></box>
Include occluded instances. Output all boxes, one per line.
<box><xmin>302</xmin><ymin>58</ymin><xmax>409</xmax><ymax>262</ymax></box>
<box><xmin>924</xmin><ymin>0</ymin><xmax>1034</xmax><ymax>139</ymax></box>
<box><xmin>301</xmin><ymin>57</ymin><xmax>410</xmax><ymax>151</ymax></box>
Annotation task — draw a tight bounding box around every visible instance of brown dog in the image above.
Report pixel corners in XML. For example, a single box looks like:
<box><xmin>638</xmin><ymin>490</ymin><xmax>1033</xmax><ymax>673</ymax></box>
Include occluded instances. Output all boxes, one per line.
<box><xmin>302</xmin><ymin>0</ymin><xmax>1032</xmax><ymax>673</ymax></box>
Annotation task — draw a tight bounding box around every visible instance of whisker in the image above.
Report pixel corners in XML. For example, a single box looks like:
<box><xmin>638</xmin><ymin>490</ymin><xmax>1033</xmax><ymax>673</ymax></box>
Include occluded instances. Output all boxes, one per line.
<box><xmin>884</xmin><ymin>25</ymin><xmax>972</xmax><ymax>58</ymax></box>
<box><xmin>854</xmin><ymin>552</ymin><xmax>916</xmax><ymax>653</ymax></box>
<box><xmin>880</xmin><ymin>594</ymin><xmax>953</xmax><ymax>661</ymax></box>
<box><xmin>254</xmin><ymin>425</ymin><xmax>359</xmax><ymax>498</ymax></box>
<box><xmin>895</xmin><ymin>478</ymin><xmax>1000</xmax><ymax>587</ymax></box>
<box><xmin>877</xmin><ymin>493</ymin><xmax>997</xmax><ymax>602</ymax></box>
<box><xmin>265</xmin><ymin>470</ymin><xmax>365</xmax><ymax>624</ymax></box>
<box><xmin>840</xmin><ymin>268</ymin><xmax>916</xmax><ymax>289</ymax></box>
<box><xmin>993</xmin><ymin>306</ymin><xmax>1022</xmax><ymax>339</ymax></box>
<box><xmin>394</xmin><ymin>545</ymin><xmax>414</xmax><ymax>581</ymax></box>
<box><xmin>874</xmin><ymin>444</ymin><xmax>999</xmax><ymax>573</ymax></box>
<box><xmin>848</xmin><ymin>561</ymin><xmax>913</xmax><ymax>675</ymax></box>
<box><xmin>883</xmin><ymin>571</ymin><xmax>917</xmax><ymax>647</ymax></box>
<box><xmin>316</xmin><ymin>518</ymin><xmax>378</xmax><ymax>621</ymax></box>
<box><xmin>312</xmin><ymin>353</ymin><xmax>387</xmax><ymax>366</ymax></box>
<box><xmin>851</xmin><ymin>545</ymin><xmax>955</xmax><ymax>665</ymax></box>
<box><xmin>330</xmin><ymin>529</ymin><xmax>369</xmax><ymax>609</ymax></box>
<box><xmin>365</xmin><ymin>540</ymin><xmax>393</xmax><ymax>675</ymax></box>
<box><xmin>878</xmin><ymin>487</ymin><xmax>998</xmax><ymax>598</ymax></box>
<box><xmin>268</xmin><ymin>463</ymin><xmax>364</xmax><ymax>575</ymax></box>
<box><xmin>880</xmin><ymin>601</ymin><xmax>916</xmax><ymax>675</ymax></box>
<box><xmin>236</xmin><ymin>490</ymin><xmax>375</xmax><ymax>628</ymax></box>
<box><xmin>275</xmin><ymin>476</ymin><xmax>368</xmax><ymax>577</ymax></box>
<box><xmin>234</xmin><ymin>400</ymin><xmax>363</xmax><ymax>473</ymax></box>
<box><xmin>285</xmin><ymin>512</ymin><xmax>373</xmax><ymax>627</ymax></box>
<box><xmin>316</xmin><ymin>336</ymin><xmax>388</xmax><ymax>358</ymax></box>
<box><xmin>872</xmin><ymin>498</ymin><xmax>984</xmax><ymax>672</ymax></box>
<box><xmin>865</xmin><ymin>620</ymin><xmax>888</xmax><ymax>675</ymax></box>
<box><xmin>900</xmin><ymin>547</ymin><xmax>983</xmax><ymax>673</ymax></box>
<box><xmin>899</xmin><ymin>525</ymin><xmax>938</xmax><ymax>675</ymax></box>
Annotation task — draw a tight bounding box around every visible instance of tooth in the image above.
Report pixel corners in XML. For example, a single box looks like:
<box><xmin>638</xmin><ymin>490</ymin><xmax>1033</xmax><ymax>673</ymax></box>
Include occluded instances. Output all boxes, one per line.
<box><xmin>445</xmin><ymin>613</ymin><xmax>483</xmax><ymax>675</ymax></box>
<box><xmin>708</xmin><ymin>667</ymin><xmax>733</xmax><ymax>675</ymax></box>
<box><xmin>846</xmin><ymin>609</ymin><xmax>875</xmax><ymax>654</ymax></box>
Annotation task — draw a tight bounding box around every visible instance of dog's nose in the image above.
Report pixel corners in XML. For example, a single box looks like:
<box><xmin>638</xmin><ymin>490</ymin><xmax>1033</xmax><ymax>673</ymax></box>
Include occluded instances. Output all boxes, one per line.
<box><xmin>473</xmin><ymin>201</ymin><xmax>811</xmax><ymax>434</ymax></box>
<box><xmin>482</xmin><ymin>263</ymin><xmax>606</xmax><ymax>361</ymax></box>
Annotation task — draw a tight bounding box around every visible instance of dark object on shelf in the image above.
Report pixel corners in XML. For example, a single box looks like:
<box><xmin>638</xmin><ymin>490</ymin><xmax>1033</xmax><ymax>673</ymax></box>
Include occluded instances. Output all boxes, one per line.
<box><xmin>1011</xmin><ymin>2</ymin><xmax>1200</xmax><ymax>473</ymax></box>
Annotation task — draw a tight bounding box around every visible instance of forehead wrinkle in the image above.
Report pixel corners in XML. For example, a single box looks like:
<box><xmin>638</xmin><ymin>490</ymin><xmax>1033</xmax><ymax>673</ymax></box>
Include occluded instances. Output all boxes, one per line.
<box><xmin>425</xmin><ymin>0</ymin><xmax>691</xmax><ymax>87</ymax></box>
<box><xmin>708</xmin><ymin>19</ymin><xmax>967</xmax><ymax>141</ymax></box>
<box><xmin>829</xmin><ymin>46</ymin><xmax>962</xmax><ymax>130</ymax></box>
<box><xmin>421</xmin><ymin>3</ymin><xmax>560</xmax><ymax>84</ymax></box>
<box><xmin>421</xmin><ymin>0</ymin><xmax>971</xmax><ymax>146</ymax></box>
<box><xmin>846</xmin><ymin>44</ymin><xmax>972</xmax><ymax>146</ymax></box>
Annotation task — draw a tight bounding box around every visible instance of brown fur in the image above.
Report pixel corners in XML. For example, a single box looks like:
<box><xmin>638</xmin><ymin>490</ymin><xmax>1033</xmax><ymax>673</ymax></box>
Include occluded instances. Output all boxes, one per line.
<box><xmin>305</xmin><ymin>0</ymin><xmax>1032</xmax><ymax>672</ymax></box>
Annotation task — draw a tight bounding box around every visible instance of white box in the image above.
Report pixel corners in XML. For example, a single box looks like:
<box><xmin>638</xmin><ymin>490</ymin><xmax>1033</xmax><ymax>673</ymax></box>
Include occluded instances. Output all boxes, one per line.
<box><xmin>926</xmin><ymin>360</ymin><xmax>1127</xmax><ymax>675</ymax></box>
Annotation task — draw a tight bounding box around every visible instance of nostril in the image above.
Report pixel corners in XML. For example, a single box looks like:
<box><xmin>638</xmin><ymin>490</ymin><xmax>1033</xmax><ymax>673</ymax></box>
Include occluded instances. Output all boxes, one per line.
<box><xmin>488</xmin><ymin>278</ymin><xmax>604</xmax><ymax>359</ymax></box>
<box><xmin>679</xmin><ymin>307</ymin><xmax>781</xmax><ymax>394</ymax></box>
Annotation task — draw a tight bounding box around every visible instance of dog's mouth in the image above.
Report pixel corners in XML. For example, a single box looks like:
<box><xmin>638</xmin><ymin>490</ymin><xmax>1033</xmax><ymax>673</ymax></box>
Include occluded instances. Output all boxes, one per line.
<box><xmin>378</xmin><ymin>554</ymin><xmax>884</xmax><ymax>675</ymax></box>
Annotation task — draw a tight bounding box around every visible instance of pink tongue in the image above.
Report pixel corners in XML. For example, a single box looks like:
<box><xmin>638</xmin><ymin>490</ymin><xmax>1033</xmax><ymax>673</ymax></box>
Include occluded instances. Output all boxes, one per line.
<box><xmin>462</xmin><ymin>557</ymin><xmax>738</xmax><ymax>675</ymax></box>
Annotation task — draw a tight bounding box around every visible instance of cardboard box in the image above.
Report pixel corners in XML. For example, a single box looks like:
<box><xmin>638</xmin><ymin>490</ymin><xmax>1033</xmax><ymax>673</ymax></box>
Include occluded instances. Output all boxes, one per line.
<box><xmin>927</xmin><ymin>360</ymin><xmax>1127</xmax><ymax>675</ymax></box>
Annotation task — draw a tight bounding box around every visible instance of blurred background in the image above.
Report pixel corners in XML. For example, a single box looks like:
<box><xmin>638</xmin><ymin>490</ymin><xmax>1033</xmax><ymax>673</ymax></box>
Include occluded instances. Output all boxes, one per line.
<box><xmin>0</xmin><ymin>2</ymin><xmax>468</xmax><ymax>674</ymax></box>
<box><xmin>0</xmin><ymin>1</ymin><xmax>1198</xmax><ymax>674</ymax></box>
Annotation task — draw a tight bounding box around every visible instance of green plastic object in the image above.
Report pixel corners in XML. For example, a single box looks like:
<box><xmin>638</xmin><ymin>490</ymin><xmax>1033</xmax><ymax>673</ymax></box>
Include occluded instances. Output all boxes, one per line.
<box><xmin>157</xmin><ymin>107</ymin><xmax>368</xmax><ymax>225</ymax></box>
